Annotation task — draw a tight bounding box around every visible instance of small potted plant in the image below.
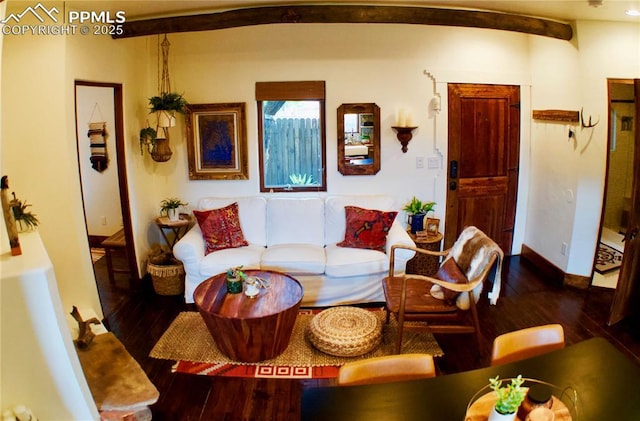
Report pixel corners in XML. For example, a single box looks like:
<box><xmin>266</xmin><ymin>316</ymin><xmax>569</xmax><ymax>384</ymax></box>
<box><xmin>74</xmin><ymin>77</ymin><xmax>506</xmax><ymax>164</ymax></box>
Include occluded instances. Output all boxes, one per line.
<box><xmin>402</xmin><ymin>196</ymin><xmax>436</xmax><ymax>234</ymax></box>
<box><xmin>226</xmin><ymin>266</ymin><xmax>246</xmax><ymax>294</ymax></box>
<box><xmin>488</xmin><ymin>375</ymin><xmax>526</xmax><ymax>421</ymax></box>
<box><xmin>10</xmin><ymin>194</ymin><xmax>39</xmax><ymax>232</ymax></box>
<box><xmin>149</xmin><ymin>92</ymin><xmax>188</xmax><ymax>128</ymax></box>
<box><xmin>160</xmin><ymin>197</ymin><xmax>188</xmax><ymax>222</ymax></box>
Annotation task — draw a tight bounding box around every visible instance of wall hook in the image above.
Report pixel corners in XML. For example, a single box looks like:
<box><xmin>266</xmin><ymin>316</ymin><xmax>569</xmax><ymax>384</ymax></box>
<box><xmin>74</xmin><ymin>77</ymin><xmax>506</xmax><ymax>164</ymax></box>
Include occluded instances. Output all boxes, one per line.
<box><xmin>581</xmin><ymin>107</ymin><xmax>600</xmax><ymax>128</ymax></box>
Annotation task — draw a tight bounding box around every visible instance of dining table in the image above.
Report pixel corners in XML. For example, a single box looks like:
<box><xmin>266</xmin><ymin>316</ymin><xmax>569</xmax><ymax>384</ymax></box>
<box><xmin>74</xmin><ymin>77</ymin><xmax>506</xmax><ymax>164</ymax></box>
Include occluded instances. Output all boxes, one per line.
<box><xmin>301</xmin><ymin>337</ymin><xmax>640</xmax><ymax>420</ymax></box>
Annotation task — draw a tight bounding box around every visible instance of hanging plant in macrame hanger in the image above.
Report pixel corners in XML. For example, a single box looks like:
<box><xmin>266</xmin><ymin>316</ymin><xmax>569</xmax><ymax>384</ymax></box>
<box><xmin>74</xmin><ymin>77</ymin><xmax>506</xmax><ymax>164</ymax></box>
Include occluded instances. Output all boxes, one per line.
<box><xmin>145</xmin><ymin>34</ymin><xmax>188</xmax><ymax>163</ymax></box>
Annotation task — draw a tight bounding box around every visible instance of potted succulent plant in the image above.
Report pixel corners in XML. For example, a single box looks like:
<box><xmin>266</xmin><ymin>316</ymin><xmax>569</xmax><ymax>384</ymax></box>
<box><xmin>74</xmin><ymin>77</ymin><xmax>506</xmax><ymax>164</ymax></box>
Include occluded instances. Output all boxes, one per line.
<box><xmin>226</xmin><ymin>266</ymin><xmax>246</xmax><ymax>294</ymax></box>
<box><xmin>160</xmin><ymin>197</ymin><xmax>188</xmax><ymax>222</ymax></box>
<box><xmin>149</xmin><ymin>92</ymin><xmax>188</xmax><ymax>128</ymax></box>
<box><xmin>488</xmin><ymin>375</ymin><xmax>526</xmax><ymax>421</ymax></box>
<box><xmin>402</xmin><ymin>196</ymin><xmax>436</xmax><ymax>234</ymax></box>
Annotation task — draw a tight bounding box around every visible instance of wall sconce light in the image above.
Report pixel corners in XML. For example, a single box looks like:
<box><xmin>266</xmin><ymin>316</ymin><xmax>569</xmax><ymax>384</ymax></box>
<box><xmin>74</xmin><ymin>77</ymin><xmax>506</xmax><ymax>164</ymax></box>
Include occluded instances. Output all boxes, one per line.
<box><xmin>392</xmin><ymin>108</ymin><xmax>417</xmax><ymax>152</ymax></box>
<box><xmin>391</xmin><ymin>126</ymin><xmax>417</xmax><ymax>153</ymax></box>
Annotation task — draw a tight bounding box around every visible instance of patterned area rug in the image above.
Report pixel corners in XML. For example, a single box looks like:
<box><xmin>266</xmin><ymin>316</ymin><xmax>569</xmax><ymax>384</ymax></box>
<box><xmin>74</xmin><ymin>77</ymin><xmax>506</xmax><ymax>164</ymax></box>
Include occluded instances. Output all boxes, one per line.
<box><xmin>150</xmin><ymin>309</ymin><xmax>443</xmax><ymax>379</ymax></box>
<box><xmin>595</xmin><ymin>242</ymin><xmax>623</xmax><ymax>273</ymax></box>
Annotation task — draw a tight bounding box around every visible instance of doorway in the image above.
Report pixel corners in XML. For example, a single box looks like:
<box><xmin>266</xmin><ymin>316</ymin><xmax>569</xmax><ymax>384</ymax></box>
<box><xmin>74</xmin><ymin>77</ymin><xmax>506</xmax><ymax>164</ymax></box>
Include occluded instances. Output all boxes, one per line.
<box><xmin>593</xmin><ymin>80</ymin><xmax>636</xmax><ymax>289</ymax></box>
<box><xmin>74</xmin><ymin>81</ymin><xmax>137</xmax><ymax>317</ymax></box>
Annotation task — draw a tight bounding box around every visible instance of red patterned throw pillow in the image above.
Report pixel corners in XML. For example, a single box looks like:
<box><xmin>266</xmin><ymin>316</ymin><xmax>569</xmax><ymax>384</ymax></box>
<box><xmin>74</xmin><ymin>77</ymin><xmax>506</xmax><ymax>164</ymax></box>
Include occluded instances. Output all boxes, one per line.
<box><xmin>193</xmin><ymin>202</ymin><xmax>248</xmax><ymax>255</ymax></box>
<box><xmin>337</xmin><ymin>206</ymin><xmax>398</xmax><ymax>251</ymax></box>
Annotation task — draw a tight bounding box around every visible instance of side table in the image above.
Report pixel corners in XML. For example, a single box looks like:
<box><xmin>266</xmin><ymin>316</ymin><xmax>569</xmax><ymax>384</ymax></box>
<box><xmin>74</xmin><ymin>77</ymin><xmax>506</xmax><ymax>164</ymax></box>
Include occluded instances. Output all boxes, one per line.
<box><xmin>405</xmin><ymin>232</ymin><xmax>443</xmax><ymax>276</ymax></box>
<box><xmin>155</xmin><ymin>214</ymin><xmax>192</xmax><ymax>249</ymax></box>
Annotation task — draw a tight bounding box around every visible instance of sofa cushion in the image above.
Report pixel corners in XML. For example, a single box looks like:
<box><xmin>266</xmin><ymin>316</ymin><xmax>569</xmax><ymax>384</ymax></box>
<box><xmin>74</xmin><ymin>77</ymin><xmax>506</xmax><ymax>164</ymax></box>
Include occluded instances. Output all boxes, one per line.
<box><xmin>337</xmin><ymin>206</ymin><xmax>397</xmax><ymax>251</ymax></box>
<box><xmin>198</xmin><ymin>245</ymin><xmax>263</xmax><ymax>277</ymax></box>
<box><xmin>198</xmin><ymin>197</ymin><xmax>267</xmax><ymax>246</ymax></box>
<box><xmin>266</xmin><ymin>198</ymin><xmax>325</xmax><ymax>247</ymax></box>
<box><xmin>261</xmin><ymin>244</ymin><xmax>326</xmax><ymax>275</ymax></box>
<box><xmin>193</xmin><ymin>203</ymin><xmax>248</xmax><ymax>255</ymax></box>
<box><xmin>325</xmin><ymin>244</ymin><xmax>388</xmax><ymax>277</ymax></box>
<box><xmin>325</xmin><ymin>195</ymin><xmax>395</xmax><ymax>245</ymax></box>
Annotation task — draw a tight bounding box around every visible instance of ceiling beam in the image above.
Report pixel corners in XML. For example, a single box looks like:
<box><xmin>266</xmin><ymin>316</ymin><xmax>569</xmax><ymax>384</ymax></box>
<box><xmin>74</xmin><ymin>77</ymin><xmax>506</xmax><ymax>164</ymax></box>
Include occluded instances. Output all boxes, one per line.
<box><xmin>114</xmin><ymin>5</ymin><xmax>573</xmax><ymax>41</ymax></box>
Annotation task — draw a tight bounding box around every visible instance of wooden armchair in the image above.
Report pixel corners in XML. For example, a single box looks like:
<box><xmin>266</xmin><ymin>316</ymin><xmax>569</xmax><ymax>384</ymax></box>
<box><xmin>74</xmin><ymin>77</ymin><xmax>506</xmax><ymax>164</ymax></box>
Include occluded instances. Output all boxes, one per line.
<box><xmin>382</xmin><ymin>226</ymin><xmax>503</xmax><ymax>353</ymax></box>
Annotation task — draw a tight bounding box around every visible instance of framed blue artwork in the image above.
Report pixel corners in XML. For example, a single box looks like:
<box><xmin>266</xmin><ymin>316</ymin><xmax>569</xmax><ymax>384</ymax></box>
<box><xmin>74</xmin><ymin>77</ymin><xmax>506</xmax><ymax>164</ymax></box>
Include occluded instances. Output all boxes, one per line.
<box><xmin>186</xmin><ymin>102</ymin><xmax>248</xmax><ymax>180</ymax></box>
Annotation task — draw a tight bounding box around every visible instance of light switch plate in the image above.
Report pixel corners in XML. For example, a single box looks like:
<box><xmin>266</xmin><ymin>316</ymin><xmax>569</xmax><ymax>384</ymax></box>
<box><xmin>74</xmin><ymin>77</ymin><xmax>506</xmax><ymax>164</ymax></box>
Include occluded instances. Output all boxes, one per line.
<box><xmin>427</xmin><ymin>156</ymin><xmax>441</xmax><ymax>169</ymax></box>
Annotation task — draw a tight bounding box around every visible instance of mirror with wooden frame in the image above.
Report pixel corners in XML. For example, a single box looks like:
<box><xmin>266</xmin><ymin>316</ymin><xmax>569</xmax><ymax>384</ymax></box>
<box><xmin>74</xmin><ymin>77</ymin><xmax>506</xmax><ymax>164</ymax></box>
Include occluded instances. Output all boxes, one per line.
<box><xmin>337</xmin><ymin>103</ymin><xmax>380</xmax><ymax>175</ymax></box>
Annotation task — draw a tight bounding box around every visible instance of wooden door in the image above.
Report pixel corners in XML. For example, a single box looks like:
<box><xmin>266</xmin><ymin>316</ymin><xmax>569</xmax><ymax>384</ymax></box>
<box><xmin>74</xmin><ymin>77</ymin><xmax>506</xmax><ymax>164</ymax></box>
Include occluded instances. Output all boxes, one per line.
<box><xmin>445</xmin><ymin>84</ymin><xmax>520</xmax><ymax>254</ymax></box>
<box><xmin>609</xmin><ymin>79</ymin><xmax>640</xmax><ymax>325</ymax></box>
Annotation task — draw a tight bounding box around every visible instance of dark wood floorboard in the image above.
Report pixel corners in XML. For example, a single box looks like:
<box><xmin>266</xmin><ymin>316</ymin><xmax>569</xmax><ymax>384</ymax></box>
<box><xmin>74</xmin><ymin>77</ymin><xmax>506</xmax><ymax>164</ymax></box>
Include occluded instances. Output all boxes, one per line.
<box><xmin>92</xmin><ymin>255</ymin><xmax>640</xmax><ymax>420</ymax></box>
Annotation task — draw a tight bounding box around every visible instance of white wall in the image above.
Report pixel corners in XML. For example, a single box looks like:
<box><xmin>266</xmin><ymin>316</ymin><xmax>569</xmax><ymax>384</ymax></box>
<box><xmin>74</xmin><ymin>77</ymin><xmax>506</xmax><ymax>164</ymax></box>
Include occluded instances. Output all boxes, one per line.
<box><xmin>1</xmin><ymin>1</ymin><xmax>147</xmax><ymax>320</ymax></box>
<box><xmin>137</xmin><ymin>24</ymin><xmax>533</xmax><ymax>255</ymax></box>
<box><xmin>567</xmin><ymin>21</ymin><xmax>639</xmax><ymax>276</ymax></box>
<box><xmin>526</xmin><ymin>35</ymin><xmax>582</xmax><ymax>271</ymax></box>
<box><xmin>527</xmin><ymin>20</ymin><xmax>639</xmax><ymax>276</ymax></box>
<box><xmin>1</xmin><ymin>22</ymin><xmax>102</xmax><ymax>316</ymax></box>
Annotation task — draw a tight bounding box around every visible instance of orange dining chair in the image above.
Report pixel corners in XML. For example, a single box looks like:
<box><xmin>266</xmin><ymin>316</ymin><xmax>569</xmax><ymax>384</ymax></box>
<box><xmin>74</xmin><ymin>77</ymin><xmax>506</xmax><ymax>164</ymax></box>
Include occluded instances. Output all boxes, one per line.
<box><xmin>383</xmin><ymin>226</ymin><xmax>504</xmax><ymax>354</ymax></box>
<box><xmin>337</xmin><ymin>354</ymin><xmax>436</xmax><ymax>386</ymax></box>
<box><xmin>490</xmin><ymin>324</ymin><xmax>565</xmax><ymax>366</ymax></box>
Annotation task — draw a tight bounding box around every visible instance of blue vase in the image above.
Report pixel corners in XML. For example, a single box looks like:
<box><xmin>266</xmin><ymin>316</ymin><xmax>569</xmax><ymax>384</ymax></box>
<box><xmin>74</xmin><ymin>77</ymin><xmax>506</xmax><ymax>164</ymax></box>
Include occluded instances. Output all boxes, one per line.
<box><xmin>409</xmin><ymin>212</ymin><xmax>426</xmax><ymax>234</ymax></box>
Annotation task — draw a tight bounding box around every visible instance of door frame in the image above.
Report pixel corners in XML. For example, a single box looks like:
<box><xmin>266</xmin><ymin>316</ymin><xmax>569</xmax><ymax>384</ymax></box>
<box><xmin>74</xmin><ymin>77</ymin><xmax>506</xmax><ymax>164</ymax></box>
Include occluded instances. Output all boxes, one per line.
<box><xmin>595</xmin><ymin>78</ymin><xmax>634</xmax><ymax>273</ymax></box>
<box><xmin>605</xmin><ymin>78</ymin><xmax>640</xmax><ymax>325</ymax></box>
<box><xmin>74</xmin><ymin>80</ymin><xmax>138</xmax><ymax>291</ymax></box>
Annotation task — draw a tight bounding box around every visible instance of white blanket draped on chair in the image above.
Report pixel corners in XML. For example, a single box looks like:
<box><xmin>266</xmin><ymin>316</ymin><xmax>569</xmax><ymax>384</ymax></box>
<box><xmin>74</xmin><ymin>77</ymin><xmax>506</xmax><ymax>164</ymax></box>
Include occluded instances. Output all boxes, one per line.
<box><xmin>432</xmin><ymin>226</ymin><xmax>504</xmax><ymax>308</ymax></box>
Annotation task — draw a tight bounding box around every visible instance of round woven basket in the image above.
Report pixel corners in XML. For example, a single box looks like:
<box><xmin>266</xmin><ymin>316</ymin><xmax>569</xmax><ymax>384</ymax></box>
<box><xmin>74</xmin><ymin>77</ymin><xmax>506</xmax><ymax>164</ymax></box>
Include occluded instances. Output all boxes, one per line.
<box><xmin>308</xmin><ymin>306</ymin><xmax>382</xmax><ymax>357</ymax></box>
<box><xmin>148</xmin><ymin>261</ymin><xmax>185</xmax><ymax>296</ymax></box>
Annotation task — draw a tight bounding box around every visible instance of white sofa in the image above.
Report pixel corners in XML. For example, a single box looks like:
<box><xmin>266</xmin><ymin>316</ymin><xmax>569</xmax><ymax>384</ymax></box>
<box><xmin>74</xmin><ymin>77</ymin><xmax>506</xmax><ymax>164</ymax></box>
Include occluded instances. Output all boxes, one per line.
<box><xmin>173</xmin><ymin>195</ymin><xmax>416</xmax><ymax>306</ymax></box>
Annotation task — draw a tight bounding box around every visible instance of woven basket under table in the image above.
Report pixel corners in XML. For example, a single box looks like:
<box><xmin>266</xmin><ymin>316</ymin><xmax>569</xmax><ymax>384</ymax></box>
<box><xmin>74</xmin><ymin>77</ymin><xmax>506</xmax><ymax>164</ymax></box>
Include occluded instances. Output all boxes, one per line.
<box><xmin>148</xmin><ymin>262</ymin><xmax>185</xmax><ymax>296</ymax></box>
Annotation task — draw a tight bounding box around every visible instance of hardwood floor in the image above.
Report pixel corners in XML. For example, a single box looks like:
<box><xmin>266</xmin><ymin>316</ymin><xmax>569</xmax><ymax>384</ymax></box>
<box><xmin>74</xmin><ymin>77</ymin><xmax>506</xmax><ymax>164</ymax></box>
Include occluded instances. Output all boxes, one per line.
<box><xmin>93</xmin><ymin>254</ymin><xmax>640</xmax><ymax>420</ymax></box>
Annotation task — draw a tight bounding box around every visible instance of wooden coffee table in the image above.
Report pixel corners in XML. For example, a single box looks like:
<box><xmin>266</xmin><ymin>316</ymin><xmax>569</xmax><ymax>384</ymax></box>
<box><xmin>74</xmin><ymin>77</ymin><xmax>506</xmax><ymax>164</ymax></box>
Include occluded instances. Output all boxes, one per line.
<box><xmin>193</xmin><ymin>270</ymin><xmax>304</xmax><ymax>363</ymax></box>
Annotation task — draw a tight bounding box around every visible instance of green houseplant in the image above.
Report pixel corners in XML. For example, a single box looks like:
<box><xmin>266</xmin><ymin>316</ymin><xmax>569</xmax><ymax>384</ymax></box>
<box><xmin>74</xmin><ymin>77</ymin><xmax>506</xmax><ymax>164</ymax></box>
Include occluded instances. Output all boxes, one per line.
<box><xmin>402</xmin><ymin>196</ymin><xmax>436</xmax><ymax>215</ymax></box>
<box><xmin>139</xmin><ymin>126</ymin><xmax>158</xmax><ymax>155</ymax></box>
<box><xmin>160</xmin><ymin>197</ymin><xmax>188</xmax><ymax>222</ymax></box>
<box><xmin>11</xmin><ymin>196</ymin><xmax>39</xmax><ymax>232</ymax></box>
<box><xmin>488</xmin><ymin>375</ymin><xmax>526</xmax><ymax>421</ymax></box>
<box><xmin>402</xmin><ymin>196</ymin><xmax>436</xmax><ymax>234</ymax></box>
<box><xmin>149</xmin><ymin>92</ymin><xmax>188</xmax><ymax>127</ymax></box>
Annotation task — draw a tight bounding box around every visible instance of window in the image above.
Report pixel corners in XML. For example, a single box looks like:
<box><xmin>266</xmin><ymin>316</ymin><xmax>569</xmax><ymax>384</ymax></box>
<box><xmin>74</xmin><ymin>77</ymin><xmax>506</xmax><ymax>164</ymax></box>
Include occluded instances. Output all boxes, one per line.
<box><xmin>256</xmin><ymin>81</ymin><xmax>326</xmax><ymax>192</ymax></box>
